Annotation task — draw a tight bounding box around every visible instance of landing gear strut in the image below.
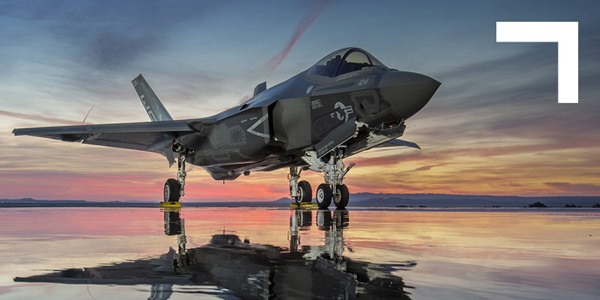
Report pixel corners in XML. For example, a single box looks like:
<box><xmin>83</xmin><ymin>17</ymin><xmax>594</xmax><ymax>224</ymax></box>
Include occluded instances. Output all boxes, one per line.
<box><xmin>303</xmin><ymin>149</ymin><xmax>354</xmax><ymax>209</ymax></box>
<box><xmin>289</xmin><ymin>166</ymin><xmax>312</xmax><ymax>205</ymax></box>
<box><xmin>164</xmin><ymin>150</ymin><xmax>188</xmax><ymax>202</ymax></box>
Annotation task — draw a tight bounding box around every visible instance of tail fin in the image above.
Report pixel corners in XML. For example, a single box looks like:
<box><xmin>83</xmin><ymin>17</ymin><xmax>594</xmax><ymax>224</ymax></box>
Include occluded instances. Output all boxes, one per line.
<box><xmin>132</xmin><ymin>74</ymin><xmax>173</xmax><ymax>122</ymax></box>
<box><xmin>253</xmin><ymin>82</ymin><xmax>267</xmax><ymax>97</ymax></box>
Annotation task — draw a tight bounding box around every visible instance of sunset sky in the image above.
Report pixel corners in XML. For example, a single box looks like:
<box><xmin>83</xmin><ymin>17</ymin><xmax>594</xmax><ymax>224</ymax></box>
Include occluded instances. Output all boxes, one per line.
<box><xmin>1</xmin><ymin>0</ymin><xmax>599</xmax><ymax>201</ymax></box>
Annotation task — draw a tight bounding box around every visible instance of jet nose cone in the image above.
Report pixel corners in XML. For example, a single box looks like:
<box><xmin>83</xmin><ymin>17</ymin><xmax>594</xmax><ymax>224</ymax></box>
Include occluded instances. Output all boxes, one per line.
<box><xmin>379</xmin><ymin>71</ymin><xmax>441</xmax><ymax>119</ymax></box>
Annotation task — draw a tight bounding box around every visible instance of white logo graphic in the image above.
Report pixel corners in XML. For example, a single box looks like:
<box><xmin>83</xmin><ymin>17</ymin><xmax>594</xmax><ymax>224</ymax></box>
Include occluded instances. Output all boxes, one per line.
<box><xmin>330</xmin><ymin>102</ymin><xmax>353</xmax><ymax>122</ymax></box>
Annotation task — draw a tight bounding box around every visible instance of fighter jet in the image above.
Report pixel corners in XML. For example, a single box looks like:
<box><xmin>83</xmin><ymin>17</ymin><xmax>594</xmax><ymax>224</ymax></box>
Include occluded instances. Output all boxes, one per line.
<box><xmin>13</xmin><ymin>47</ymin><xmax>440</xmax><ymax>209</ymax></box>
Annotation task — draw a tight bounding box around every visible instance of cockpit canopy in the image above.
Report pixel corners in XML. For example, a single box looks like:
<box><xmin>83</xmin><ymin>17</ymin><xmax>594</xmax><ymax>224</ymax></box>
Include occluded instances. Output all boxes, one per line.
<box><xmin>309</xmin><ymin>47</ymin><xmax>386</xmax><ymax>78</ymax></box>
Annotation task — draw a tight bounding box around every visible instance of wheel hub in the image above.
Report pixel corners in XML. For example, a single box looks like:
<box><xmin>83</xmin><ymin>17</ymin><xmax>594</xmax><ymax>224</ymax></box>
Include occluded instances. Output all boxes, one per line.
<box><xmin>333</xmin><ymin>189</ymin><xmax>341</xmax><ymax>203</ymax></box>
<box><xmin>317</xmin><ymin>189</ymin><xmax>324</xmax><ymax>202</ymax></box>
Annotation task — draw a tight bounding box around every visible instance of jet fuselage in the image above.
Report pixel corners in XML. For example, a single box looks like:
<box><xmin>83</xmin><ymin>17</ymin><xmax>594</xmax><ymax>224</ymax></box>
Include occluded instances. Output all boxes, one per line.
<box><xmin>184</xmin><ymin>48</ymin><xmax>440</xmax><ymax>180</ymax></box>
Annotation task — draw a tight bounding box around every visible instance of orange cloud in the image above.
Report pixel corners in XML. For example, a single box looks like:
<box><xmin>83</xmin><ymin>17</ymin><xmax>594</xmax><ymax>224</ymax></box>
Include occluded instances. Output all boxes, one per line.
<box><xmin>1</xmin><ymin>109</ymin><xmax>81</xmax><ymax>125</ymax></box>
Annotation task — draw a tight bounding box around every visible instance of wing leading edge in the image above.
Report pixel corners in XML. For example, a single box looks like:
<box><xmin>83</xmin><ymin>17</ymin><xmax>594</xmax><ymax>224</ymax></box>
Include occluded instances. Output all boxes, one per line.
<box><xmin>13</xmin><ymin>121</ymin><xmax>195</xmax><ymax>166</ymax></box>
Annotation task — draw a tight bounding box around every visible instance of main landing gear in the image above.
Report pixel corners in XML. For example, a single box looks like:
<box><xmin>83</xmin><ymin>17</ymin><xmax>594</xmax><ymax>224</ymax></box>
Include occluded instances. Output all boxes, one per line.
<box><xmin>289</xmin><ymin>166</ymin><xmax>312</xmax><ymax>204</ymax></box>
<box><xmin>289</xmin><ymin>149</ymin><xmax>355</xmax><ymax>209</ymax></box>
<box><xmin>164</xmin><ymin>148</ymin><xmax>188</xmax><ymax>203</ymax></box>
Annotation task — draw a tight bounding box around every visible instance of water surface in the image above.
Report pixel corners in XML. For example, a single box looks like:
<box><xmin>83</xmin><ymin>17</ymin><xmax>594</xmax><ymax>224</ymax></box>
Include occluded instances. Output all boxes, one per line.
<box><xmin>0</xmin><ymin>208</ymin><xmax>598</xmax><ymax>299</ymax></box>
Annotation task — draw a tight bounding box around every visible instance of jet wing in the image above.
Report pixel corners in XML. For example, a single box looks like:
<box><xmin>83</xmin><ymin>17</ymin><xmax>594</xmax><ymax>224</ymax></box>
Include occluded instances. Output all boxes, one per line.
<box><xmin>13</xmin><ymin>120</ymin><xmax>195</xmax><ymax>166</ymax></box>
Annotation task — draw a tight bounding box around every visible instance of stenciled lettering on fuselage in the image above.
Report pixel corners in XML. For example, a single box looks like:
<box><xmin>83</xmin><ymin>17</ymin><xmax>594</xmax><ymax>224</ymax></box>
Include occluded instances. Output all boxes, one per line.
<box><xmin>357</xmin><ymin>78</ymin><xmax>370</xmax><ymax>86</ymax></box>
<box><xmin>311</xmin><ymin>99</ymin><xmax>323</xmax><ymax>110</ymax></box>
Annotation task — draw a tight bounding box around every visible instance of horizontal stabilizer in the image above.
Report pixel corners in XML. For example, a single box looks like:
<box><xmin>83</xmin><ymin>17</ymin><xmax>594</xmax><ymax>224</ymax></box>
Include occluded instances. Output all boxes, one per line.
<box><xmin>378</xmin><ymin>139</ymin><xmax>421</xmax><ymax>149</ymax></box>
<box><xmin>132</xmin><ymin>74</ymin><xmax>173</xmax><ymax>122</ymax></box>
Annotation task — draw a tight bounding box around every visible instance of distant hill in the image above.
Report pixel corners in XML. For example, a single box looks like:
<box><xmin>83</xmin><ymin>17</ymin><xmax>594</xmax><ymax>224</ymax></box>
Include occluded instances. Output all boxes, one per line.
<box><xmin>0</xmin><ymin>198</ymin><xmax>156</xmax><ymax>207</ymax></box>
<box><xmin>0</xmin><ymin>198</ymin><xmax>288</xmax><ymax>208</ymax></box>
<box><xmin>270</xmin><ymin>193</ymin><xmax>600</xmax><ymax>208</ymax></box>
<box><xmin>1</xmin><ymin>194</ymin><xmax>599</xmax><ymax>208</ymax></box>
<box><xmin>348</xmin><ymin>193</ymin><xmax>600</xmax><ymax>208</ymax></box>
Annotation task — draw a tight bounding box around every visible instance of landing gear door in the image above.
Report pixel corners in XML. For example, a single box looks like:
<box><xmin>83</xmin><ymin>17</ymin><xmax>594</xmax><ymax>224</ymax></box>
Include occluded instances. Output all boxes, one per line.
<box><xmin>314</xmin><ymin>116</ymin><xmax>357</xmax><ymax>158</ymax></box>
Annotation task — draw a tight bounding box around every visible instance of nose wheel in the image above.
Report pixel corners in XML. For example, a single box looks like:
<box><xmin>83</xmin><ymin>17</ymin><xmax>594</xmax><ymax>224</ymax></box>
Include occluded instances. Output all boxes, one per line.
<box><xmin>333</xmin><ymin>184</ymin><xmax>349</xmax><ymax>209</ymax></box>
<box><xmin>316</xmin><ymin>184</ymin><xmax>332</xmax><ymax>208</ymax></box>
<box><xmin>316</xmin><ymin>184</ymin><xmax>350</xmax><ymax>209</ymax></box>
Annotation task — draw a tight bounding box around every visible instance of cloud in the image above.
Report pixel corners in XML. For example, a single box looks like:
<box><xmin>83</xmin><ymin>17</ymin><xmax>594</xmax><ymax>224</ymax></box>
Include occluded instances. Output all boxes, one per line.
<box><xmin>429</xmin><ymin>21</ymin><xmax>600</xmax><ymax>115</ymax></box>
<box><xmin>408</xmin><ymin>22</ymin><xmax>600</xmax><ymax>168</ymax></box>
<box><xmin>0</xmin><ymin>109</ymin><xmax>81</xmax><ymax>125</ymax></box>
<box><xmin>85</xmin><ymin>31</ymin><xmax>160</xmax><ymax>70</ymax></box>
<box><xmin>3</xmin><ymin>2</ymin><xmax>600</xmax><ymax>201</ymax></box>
<box><xmin>1</xmin><ymin>1</ymin><xmax>225</xmax><ymax>78</ymax></box>
<box><xmin>263</xmin><ymin>0</ymin><xmax>334</xmax><ymax>76</ymax></box>
<box><xmin>411</xmin><ymin>165</ymin><xmax>441</xmax><ymax>172</ymax></box>
<box><xmin>545</xmin><ymin>182</ymin><xmax>600</xmax><ymax>194</ymax></box>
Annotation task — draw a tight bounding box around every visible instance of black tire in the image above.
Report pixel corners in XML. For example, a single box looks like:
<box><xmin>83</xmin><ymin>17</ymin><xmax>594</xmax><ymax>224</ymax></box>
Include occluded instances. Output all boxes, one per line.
<box><xmin>164</xmin><ymin>178</ymin><xmax>181</xmax><ymax>202</ymax></box>
<box><xmin>333</xmin><ymin>184</ymin><xmax>350</xmax><ymax>209</ymax></box>
<box><xmin>316</xmin><ymin>184</ymin><xmax>332</xmax><ymax>209</ymax></box>
<box><xmin>294</xmin><ymin>180</ymin><xmax>312</xmax><ymax>204</ymax></box>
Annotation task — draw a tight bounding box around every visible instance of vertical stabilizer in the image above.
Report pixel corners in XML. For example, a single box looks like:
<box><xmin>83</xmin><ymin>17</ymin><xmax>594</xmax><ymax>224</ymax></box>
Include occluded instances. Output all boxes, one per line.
<box><xmin>132</xmin><ymin>74</ymin><xmax>173</xmax><ymax>122</ymax></box>
<box><xmin>253</xmin><ymin>82</ymin><xmax>267</xmax><ymax>97</ymax></box>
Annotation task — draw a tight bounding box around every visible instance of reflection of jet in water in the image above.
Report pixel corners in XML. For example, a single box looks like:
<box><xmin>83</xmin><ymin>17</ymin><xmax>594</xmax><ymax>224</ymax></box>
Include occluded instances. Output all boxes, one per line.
<box><xmin>15</xmin><ymin>209</ymin><xmax>415</xmax><ymax>299</ymax></box>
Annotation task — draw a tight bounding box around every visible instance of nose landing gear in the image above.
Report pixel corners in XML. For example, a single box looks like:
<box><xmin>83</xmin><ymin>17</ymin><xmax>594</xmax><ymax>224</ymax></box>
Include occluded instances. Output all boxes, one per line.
<box><xmin>315</xmin><ymin>183</ymin><xmax>350</xmax><ymax>209</ymax></box>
